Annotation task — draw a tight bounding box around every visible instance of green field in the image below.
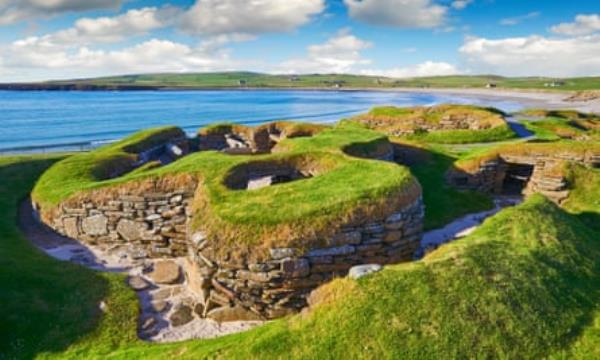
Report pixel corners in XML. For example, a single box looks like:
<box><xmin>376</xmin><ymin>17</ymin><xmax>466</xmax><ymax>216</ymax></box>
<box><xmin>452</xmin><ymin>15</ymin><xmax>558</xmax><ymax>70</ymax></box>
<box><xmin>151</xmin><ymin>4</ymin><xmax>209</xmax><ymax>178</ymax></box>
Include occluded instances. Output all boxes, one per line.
<box><xmin>6</xmin><ymin>72</ymin><xmax>599</xmax><ymax>91</ymax></box>
<box><xmin>2</xmin><ymin>109</ymin><xmax>600</xmax><ymax>359</ymax></box>
<box><xmin>1</xmin><ymin>152</ymin><xmax>599</xmax><ymax>359</ymax></box>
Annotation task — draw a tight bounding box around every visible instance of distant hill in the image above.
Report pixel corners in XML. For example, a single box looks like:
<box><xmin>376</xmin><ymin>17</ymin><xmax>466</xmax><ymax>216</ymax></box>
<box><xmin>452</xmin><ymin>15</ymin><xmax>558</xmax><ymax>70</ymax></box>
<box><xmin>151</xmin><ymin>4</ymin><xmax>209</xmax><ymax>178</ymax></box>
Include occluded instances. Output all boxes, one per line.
<box><xmin>1</xmin><ymin>72</ymin><xmax>599</xmax><ymax>91</ymax></box>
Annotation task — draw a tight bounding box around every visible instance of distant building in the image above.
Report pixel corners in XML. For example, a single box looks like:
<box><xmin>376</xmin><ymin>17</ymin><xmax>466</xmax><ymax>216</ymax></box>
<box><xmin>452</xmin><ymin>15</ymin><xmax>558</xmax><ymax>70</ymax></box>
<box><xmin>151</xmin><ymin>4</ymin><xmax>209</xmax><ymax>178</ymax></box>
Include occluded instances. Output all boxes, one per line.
<box><xmin>544</xmin><ymin>81</ymin><xmax>565</xmax><ymax>87</ymax></box>
<box><xmin>238</xmin><ymin>79</ymin><xmax>247</xmax><ymax>86</ymax></box>
<box><xmin>485</xmin><ymin>83</ymin><xmax>497</xmax><ymax>88</ymax></box>
<box><xmin>289</xmin><ymin>76</ymin><xmax>301</xmax><ymax>82</ymax></box>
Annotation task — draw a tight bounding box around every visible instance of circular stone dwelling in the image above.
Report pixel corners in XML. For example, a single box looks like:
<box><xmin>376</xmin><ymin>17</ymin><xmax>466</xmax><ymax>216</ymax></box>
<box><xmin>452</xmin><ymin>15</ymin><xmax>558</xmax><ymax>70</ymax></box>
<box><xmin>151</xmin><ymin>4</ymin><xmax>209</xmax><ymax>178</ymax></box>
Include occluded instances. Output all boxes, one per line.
<box><xmin>32</xmin><ymin>121</ymin><xmax>424</xmax><ymax>321</ymax></box>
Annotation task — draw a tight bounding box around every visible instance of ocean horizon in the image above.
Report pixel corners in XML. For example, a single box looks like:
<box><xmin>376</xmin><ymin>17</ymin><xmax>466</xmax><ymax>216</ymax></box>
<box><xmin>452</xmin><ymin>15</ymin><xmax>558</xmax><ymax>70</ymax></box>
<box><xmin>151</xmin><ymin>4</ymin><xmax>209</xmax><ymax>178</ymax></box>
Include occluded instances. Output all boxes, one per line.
<box><xmin>0</xmin><ymin>89</ymin><xmax>526</xmax><ymax>153</ymax></box>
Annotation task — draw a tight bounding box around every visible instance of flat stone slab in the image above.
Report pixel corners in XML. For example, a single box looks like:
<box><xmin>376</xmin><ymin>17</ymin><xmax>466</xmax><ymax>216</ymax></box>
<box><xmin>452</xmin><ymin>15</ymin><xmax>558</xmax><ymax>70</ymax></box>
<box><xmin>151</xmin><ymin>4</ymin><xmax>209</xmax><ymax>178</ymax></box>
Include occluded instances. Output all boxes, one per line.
<box><xmin>127</xmin><ymin>275</ymin><xmax>150</xmax><ymax>291</ymax></box>
<box><xmin>148</xmin><ymin>260</ymin><xmax>181</xmax><ymax>284</ymax></box>
<box><xmin>348</xmin><ymin>264</ymin><xmax>383</xmax><ymax>279</ymax></box>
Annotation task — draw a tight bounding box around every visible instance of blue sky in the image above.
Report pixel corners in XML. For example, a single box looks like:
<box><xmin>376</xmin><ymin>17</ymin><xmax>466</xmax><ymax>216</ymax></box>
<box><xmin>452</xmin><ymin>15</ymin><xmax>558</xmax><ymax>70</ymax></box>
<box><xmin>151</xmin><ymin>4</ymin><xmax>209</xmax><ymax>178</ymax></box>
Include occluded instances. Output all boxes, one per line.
<box><xmin>0</xmin><ymin>0</ymin><xmax>599</xmax><ymax>81</ymax></box>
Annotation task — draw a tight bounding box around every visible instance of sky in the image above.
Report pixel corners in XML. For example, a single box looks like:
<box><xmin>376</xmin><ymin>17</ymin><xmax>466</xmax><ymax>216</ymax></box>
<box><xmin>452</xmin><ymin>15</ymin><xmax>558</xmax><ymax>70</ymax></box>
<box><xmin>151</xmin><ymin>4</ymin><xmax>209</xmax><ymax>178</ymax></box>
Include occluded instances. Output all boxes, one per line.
<box><xmin>0</xmin><ymin>0</ymin><xmax>599</xmax><ymax>82</ymax></box>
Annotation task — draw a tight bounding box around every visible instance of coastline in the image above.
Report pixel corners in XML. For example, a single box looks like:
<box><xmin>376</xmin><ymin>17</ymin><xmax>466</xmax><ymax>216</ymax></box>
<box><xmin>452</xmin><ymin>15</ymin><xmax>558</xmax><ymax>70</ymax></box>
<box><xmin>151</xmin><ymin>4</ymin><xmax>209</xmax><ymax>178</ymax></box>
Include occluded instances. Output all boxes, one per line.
<box><xmin>2</xmin><ymin>85</ymin><xmax>597</xmax><ymax>113</ymax></box>
<box><xmin>1</xmin><ymin>87</ymin><xmax>598</xmax><ymax>155</ymax></box>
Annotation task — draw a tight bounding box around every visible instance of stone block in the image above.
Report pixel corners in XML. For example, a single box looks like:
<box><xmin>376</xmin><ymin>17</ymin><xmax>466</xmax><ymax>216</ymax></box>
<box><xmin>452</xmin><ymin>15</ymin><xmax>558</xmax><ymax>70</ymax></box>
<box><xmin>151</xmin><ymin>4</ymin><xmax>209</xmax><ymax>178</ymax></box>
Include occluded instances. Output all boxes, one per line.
<box><xmin>81</xmin><ymin>214</ymin><xmax>108</xmax><ymax>236</ymax></box>
<box><xmin>116</xmin><ymin>219</ymin><xmax>148</xmax><ymax>241</ymax></box>
<box><xmin>307</xmin><ymin>245</ymin><xmax>355</xmax><ymax>257</ymax></box>
<box><xmin>281</xmin><ymin>258</ymin><xmax>310</xmax><ymax>278</ymax></box>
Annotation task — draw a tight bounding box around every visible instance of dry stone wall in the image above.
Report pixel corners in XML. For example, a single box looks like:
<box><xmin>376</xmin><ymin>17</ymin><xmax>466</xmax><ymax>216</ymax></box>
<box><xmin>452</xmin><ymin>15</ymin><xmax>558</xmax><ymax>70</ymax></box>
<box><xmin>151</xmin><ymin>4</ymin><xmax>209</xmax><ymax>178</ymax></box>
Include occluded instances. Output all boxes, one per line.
<box><xmin>447</xmin><ymin>151</ymin><xmax>598</xmax><ymax>203</ymax></box>
<box><xmin>43</xmin><ymin>189</ymin><xmax>195</xmax><ymax>259</ymax></box>
<box><xmin>38</xmin><ymin>188</ymin><xmax>424</xmax><ymax>321</ymax></box>
<box><xmin>185</xmin><ymin>196</ymin><xmax>424</xmax><ymax>320</ymax></box>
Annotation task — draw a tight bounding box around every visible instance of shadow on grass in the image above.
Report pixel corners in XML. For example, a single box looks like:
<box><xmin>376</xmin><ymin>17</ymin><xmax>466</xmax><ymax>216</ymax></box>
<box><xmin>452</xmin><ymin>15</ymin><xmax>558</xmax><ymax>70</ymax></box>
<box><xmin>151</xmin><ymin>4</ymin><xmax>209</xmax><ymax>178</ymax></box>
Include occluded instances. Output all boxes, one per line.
<box><xmin>392</xmin><ymin>142</ymin><xmax>494</xmax><ymax>230</ymax></box>
<box><xmin>0</xmin><ymin>158</ymin><xmax>112</xmax><ymax>360</ymax></box>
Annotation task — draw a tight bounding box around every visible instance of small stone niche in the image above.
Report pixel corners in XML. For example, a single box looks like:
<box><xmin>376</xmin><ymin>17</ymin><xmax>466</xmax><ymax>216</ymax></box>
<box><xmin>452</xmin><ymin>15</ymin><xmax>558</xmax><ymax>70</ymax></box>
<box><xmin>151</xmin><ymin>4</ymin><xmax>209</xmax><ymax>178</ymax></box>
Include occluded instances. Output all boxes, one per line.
<box><xmin>224</xmin><ymin>158</ymin><xmax>324</xmax><ymax>190</ymax></box>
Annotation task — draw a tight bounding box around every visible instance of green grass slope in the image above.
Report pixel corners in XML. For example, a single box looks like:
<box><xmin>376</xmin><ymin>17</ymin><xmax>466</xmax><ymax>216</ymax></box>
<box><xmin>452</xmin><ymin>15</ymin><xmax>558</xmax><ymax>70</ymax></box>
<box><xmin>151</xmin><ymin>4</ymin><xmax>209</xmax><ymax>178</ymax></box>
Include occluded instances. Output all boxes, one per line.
<box><xmin>1</xmin><ymin>154</ymin><xmax>598</xmax><ymax>359</ymax></box>
<box><xmin>33</xmin><ymin>73</ymin><xmax>600</xmax><ymax>91</ymax></box>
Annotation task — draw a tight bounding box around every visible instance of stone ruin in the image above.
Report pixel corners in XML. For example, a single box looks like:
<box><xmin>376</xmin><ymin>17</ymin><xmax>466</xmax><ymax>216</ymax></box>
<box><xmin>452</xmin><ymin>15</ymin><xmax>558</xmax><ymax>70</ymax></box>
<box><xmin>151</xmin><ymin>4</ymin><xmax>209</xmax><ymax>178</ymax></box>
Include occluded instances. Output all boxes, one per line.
<box><xmin>34</xmin><ymin>124</ymin><xmax>424</xmax><ymax>325</ymax></box>
<box><xmin>447</xmin><ymin>149</ymin><xmax>600</xmax><ymax>203</ymax></box>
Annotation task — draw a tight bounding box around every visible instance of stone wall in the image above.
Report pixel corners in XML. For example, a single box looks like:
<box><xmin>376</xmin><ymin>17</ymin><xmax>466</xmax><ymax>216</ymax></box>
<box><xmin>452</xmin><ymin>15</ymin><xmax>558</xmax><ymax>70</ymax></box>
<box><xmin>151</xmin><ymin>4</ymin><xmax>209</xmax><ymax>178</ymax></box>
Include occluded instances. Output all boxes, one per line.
<box><xmin>185</xmin><ymin>196</ymin><xmax>424</xmax><ymax>320</ymax></box>
<box><xmin>447</xmin><ymin>152</ymin><xmax>597</xmax><ymax>203</ymax></box>
<box><xmin>37</xmin><ymin>187</ymin><xmax>424</xmax><ymax>321</ymax></box>
<box><xmin>43</xmin><ymin>189</ymin><xmax>195</xmax><ymax>259</ymax></box>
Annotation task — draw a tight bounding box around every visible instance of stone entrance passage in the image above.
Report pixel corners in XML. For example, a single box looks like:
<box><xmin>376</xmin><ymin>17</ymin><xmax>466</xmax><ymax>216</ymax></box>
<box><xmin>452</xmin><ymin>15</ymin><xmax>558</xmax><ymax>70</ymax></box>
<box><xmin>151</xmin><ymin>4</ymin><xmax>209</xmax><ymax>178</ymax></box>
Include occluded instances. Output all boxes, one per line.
<box><xmin>501</xmin><ymin>163</ymin><xmax>534</xmax><ymax>195</ymax></box>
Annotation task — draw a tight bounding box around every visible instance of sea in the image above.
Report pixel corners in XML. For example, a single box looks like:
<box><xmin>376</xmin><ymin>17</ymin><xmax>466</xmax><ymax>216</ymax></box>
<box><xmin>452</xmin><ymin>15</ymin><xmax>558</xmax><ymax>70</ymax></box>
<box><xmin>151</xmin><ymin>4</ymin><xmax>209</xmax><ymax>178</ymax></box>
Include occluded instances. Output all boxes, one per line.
<box><xmin>0</xmin><ymin>89</ymin><xmax>527</xmax><ymax>153</ymax></box>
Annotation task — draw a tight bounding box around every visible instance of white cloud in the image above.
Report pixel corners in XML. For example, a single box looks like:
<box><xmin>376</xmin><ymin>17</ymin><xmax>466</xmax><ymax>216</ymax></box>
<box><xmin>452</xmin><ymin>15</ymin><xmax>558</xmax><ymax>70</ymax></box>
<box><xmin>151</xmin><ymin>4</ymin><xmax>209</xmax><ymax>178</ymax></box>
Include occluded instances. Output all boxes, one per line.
<box><xmin>361</xmin><ymin>61</ymin><xmax>459</xmax><ymax>78</ymax></box>
<box><xmin>459</xmin><ymin>34</ymin><xmax>600</xmax><ymax>77</ymax></box>
<box><xmin>0</xmin><ymin>37</ymin><xmax>243</xmax><ymax>82</ymax></box>
<box><xmin>499</xmin><ymin>12</ymin><xmax>539</xmax><ymax>26</ymax></box>
<box><xmin>344</xmin><ymin>0</ymin><xmax>447</xmax><ymax>28</ymax></box>
<box><xmin>46</xmin><ymin>7</ymin><xmax>179</xmax><ymax>45</ymax></box>
<box><xmin>451</xmin><ymin>0</ymin><xmax>472</xmax><ymax>10</ymax></box>
<box><xmin>0</xmin><ymin>0</ymin><xmax>122</xmax><ymax>25</ymax></box>
<box><xmin>551</xmin><ymin>14</ymin><xmax>600</xmax><ymax>36</ymax></box>
<box><xmin>180</xmin><ymin>0</ymin><xmax>325</xmax><ymax>35</ymax></box>
<box><xmin>278</xmin><ymin>29</ymin><xmax>372</xmax><ymax>73</ymax></box>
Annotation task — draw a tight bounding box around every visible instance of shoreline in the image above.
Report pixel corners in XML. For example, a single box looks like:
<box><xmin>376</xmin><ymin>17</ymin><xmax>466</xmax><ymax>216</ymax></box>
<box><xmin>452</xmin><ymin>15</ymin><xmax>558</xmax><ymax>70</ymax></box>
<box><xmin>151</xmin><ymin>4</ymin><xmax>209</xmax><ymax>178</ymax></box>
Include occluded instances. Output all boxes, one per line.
<box><xmin>2</xmin><ymin>86</ymin><xmax>597</xmax><ymax>113</ymax></box>
<box><xmin>1</xmin><ymin>87</ymin><xmax>598</xmax><ymax>155</ymax></box>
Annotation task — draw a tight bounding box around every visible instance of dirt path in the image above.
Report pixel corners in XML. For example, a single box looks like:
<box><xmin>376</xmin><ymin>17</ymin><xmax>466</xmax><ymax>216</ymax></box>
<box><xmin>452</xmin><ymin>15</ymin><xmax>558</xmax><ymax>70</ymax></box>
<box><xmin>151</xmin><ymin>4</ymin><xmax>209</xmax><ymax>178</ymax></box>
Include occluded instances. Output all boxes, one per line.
<box><xmin>18</xmin><ymin>198</ymin><xmax>264</xmax><ymax>342</ymax></box>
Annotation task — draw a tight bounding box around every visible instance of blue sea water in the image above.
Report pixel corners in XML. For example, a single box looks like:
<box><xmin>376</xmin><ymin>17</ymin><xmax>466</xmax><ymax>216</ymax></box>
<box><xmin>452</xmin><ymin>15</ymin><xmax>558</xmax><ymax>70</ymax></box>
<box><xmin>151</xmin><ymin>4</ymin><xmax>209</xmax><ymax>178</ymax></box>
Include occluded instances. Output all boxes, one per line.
<box><xmin>0</xmin><ymin>90</ymin><xmax>526</xmax><ymax>152</ymax></box>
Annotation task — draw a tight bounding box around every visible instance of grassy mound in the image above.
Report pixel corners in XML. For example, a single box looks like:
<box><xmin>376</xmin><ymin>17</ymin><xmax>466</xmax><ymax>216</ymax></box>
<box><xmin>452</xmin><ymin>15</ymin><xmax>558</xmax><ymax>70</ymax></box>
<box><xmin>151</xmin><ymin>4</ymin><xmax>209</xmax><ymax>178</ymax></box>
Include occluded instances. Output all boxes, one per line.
<box><xmin>349</xmin><ymin>104</ymin><xmax>516</xmax><ymax>144</ymax></box>
<box><xmin>2</xmin><ymin>156</ymin><xmax>598</xmax><ymax>359</ymax></box>
<box><xmin>453</xmin><ymin>140</ymin><xmax>600</xmax><ymax>173</ymax></box>
<box><xmin>32</xmin><ymin>122</ymin><xmax>418</xmax><ymax>255</ymax></box>
<box><xmin>518</xmin><ymin>109</ymin><xmax>600</xmax><ymax>141</ymax></box>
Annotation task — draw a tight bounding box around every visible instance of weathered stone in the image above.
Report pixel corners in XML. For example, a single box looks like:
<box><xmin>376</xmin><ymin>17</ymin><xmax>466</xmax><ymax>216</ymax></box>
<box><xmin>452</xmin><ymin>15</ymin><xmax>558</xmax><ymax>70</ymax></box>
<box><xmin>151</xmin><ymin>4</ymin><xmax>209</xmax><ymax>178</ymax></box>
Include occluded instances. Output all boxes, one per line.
<box><xmin>62</xmin><ymin>217</ymin><xmax>79</xmax><ymax>238</ymax></box>
<box><xmin>145</xmin><ymin>214</ymin><xmax>162</xmax><ymax>221</ymax></box>
<box><xmin>383</xmin><ymin>230</ymin><xmax>402</xmax><ymax>243</ymax></box>
<box><xmin>206</xmin><ymin>305</ymin><xmax>263</xmax><ymax>322</ymax></box>
<box><xmin>330</xmin><ymin>231</ymin><xmax>362</xmax><ymax>246</ymax></box>
<box><xmin>281</xmin><ymin>258</ymin><xmax>310</xmax><ymax>278</ymax></box>
<box><xmin>194</xmin><ymin>302</ymin><xmax>205</xmax><ymax>318</ymax></box>
<box><xmin>151</xmin><ymin>301</ymin><xmax>168</xmax><ymax>313</ymax></box>
<box><xmin>307</xmin><ymin>245</ymin><xmax>355</xmax><ymax>257</ymax></box>
<box><xmin>348</xmin><ymin>264</ymin><xmax>382</xmax><ymax>279</ymax></box>
<box><xmin>270</xmin><ymin>248</ymin><xmax>296</xmax><ymax>260</ymax></box>
<box><xmin>127</xmin><ymin>275</ymin><xmax>150</xmax><ymax>291</ymax></box>
<box><xmin>237</xmin><ymin>270</ymin><xmax>271</xmax><ymax>283</ymax></box>
<box><xmin>169</xmin><ymin>305</ymin><xmax>194</xmax><ymax>327</ymax></box>
<box><xmin>81</xmin><ymin>214</ymin><xmax>108</xmax><ymax>236</ymax></box>
<box><xmin>116</xmin><ymin>219</ymin><xmax>148</xmax><ymax>241</ymax></box>
<box><xmin>148</xmin><ymin>260</ymin><xmax>181</xmax><ymax>284</ymax></box>
<box><xmin>141</xmin><ymin>317</ymin><xmax>157</xmax><ymax>330</ymax></box>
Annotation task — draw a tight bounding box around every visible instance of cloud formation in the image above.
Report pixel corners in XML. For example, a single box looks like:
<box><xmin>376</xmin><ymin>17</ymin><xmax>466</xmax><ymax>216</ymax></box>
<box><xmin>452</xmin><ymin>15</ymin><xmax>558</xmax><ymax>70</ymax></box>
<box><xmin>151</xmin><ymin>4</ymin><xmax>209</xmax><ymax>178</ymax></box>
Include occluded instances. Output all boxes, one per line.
<box><xmin>0</xmin><ymin>37</ymin><xmax>241</xmax><ymax>81</ymax></box>
<box><xmin>180</xmin><ymin>0</ymin><xmax>325</xmax><ymax>35</ymax></box>
<box><xmin>344</xmin><ymin>0</ymin><xmax>447</xmax><ymax>28</ymax></box>
<box><xmin>551</xmin><ymin>14</ymin><xmax>600</xmax><ymax>36</ymax></box>
<box><xmin>362</xmin><ymin>61</ymin><xmax>459</xmax><ymax>78</ymax></box>
<box><xmin>278</xmin><ymin>29</ymin><xmax>372</xmax><ymax>73</ymax></box>
<box><xmin>459</xmin><ymin>34</ymin><xmax>600</xmax><ymax>77</ymax></box>
<box><xmin>0</xmin><ymin>0</ymin><xmax>122</xmax><ymax>25</ymax></box>
<box><xmin>499</xmin><ymin>12</ymin><xmax>540</xmax><ymax>26</ymax></box>
<box><xmin>45</xmin><ymin>7</ymin><xmax>178</xmax><ymax>45</ymax></box>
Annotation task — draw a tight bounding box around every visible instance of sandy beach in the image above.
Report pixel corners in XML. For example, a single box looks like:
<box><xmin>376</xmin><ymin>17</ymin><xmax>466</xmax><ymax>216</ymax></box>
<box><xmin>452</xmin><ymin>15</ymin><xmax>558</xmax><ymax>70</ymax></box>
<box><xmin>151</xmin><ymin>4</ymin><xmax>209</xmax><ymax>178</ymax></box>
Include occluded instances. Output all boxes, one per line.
<box><xmin>383</xmin><ymin>87</ymin><xmax>600</xmax><ymax>114</ymax></box>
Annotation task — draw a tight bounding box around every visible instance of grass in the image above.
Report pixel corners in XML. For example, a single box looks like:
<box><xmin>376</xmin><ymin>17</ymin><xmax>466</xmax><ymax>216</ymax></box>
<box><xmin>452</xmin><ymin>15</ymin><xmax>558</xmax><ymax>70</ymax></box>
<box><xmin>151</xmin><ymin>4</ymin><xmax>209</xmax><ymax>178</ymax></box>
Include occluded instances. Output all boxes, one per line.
<box><xmin>31</xmin><ymin>122</ymin><xmax>418</xmax><ymax>254</ymax></box>
<box><xmin>18</xmin><ymin>72</ymin><xmax>600</xmax><ymax>91</ymax></box>
<box><xmin>349</xmin><ymin>105</ymin><xmax>516</xmax><ymax>144</ymax></box>
<box><xmin>517</xmin><ymin>110</ymin><xmax>600</xmax><ymax>141</ymax></box>
<box><xmin>1</xmin><ymin>156</ymin><xmax>598</xmax><ymax>359</ymax></box>
<box><xmin>391</xmin><ymin>140</ymin><xmax>494</xmax><ymax>229</ymax></box>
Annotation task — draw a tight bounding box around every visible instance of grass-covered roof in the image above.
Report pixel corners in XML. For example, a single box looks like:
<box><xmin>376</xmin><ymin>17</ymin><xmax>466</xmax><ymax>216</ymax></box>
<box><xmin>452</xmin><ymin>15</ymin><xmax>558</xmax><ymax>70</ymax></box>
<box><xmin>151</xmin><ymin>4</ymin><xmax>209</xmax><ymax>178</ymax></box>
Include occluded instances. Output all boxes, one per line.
<box><xmin>32</xmin><ymin>122</ymin><xmax>419</xmax><ymax>254</ymax></box>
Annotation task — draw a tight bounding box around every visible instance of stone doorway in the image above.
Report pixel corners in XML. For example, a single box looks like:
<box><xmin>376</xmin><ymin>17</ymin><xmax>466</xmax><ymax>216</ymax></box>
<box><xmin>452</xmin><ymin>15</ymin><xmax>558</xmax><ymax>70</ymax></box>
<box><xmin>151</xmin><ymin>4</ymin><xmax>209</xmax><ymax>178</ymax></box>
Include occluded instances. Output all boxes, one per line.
<box><xmin>501</xmin><ymin>163</ymin><xmax>534</xmax><ymax>195</ymax></box>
